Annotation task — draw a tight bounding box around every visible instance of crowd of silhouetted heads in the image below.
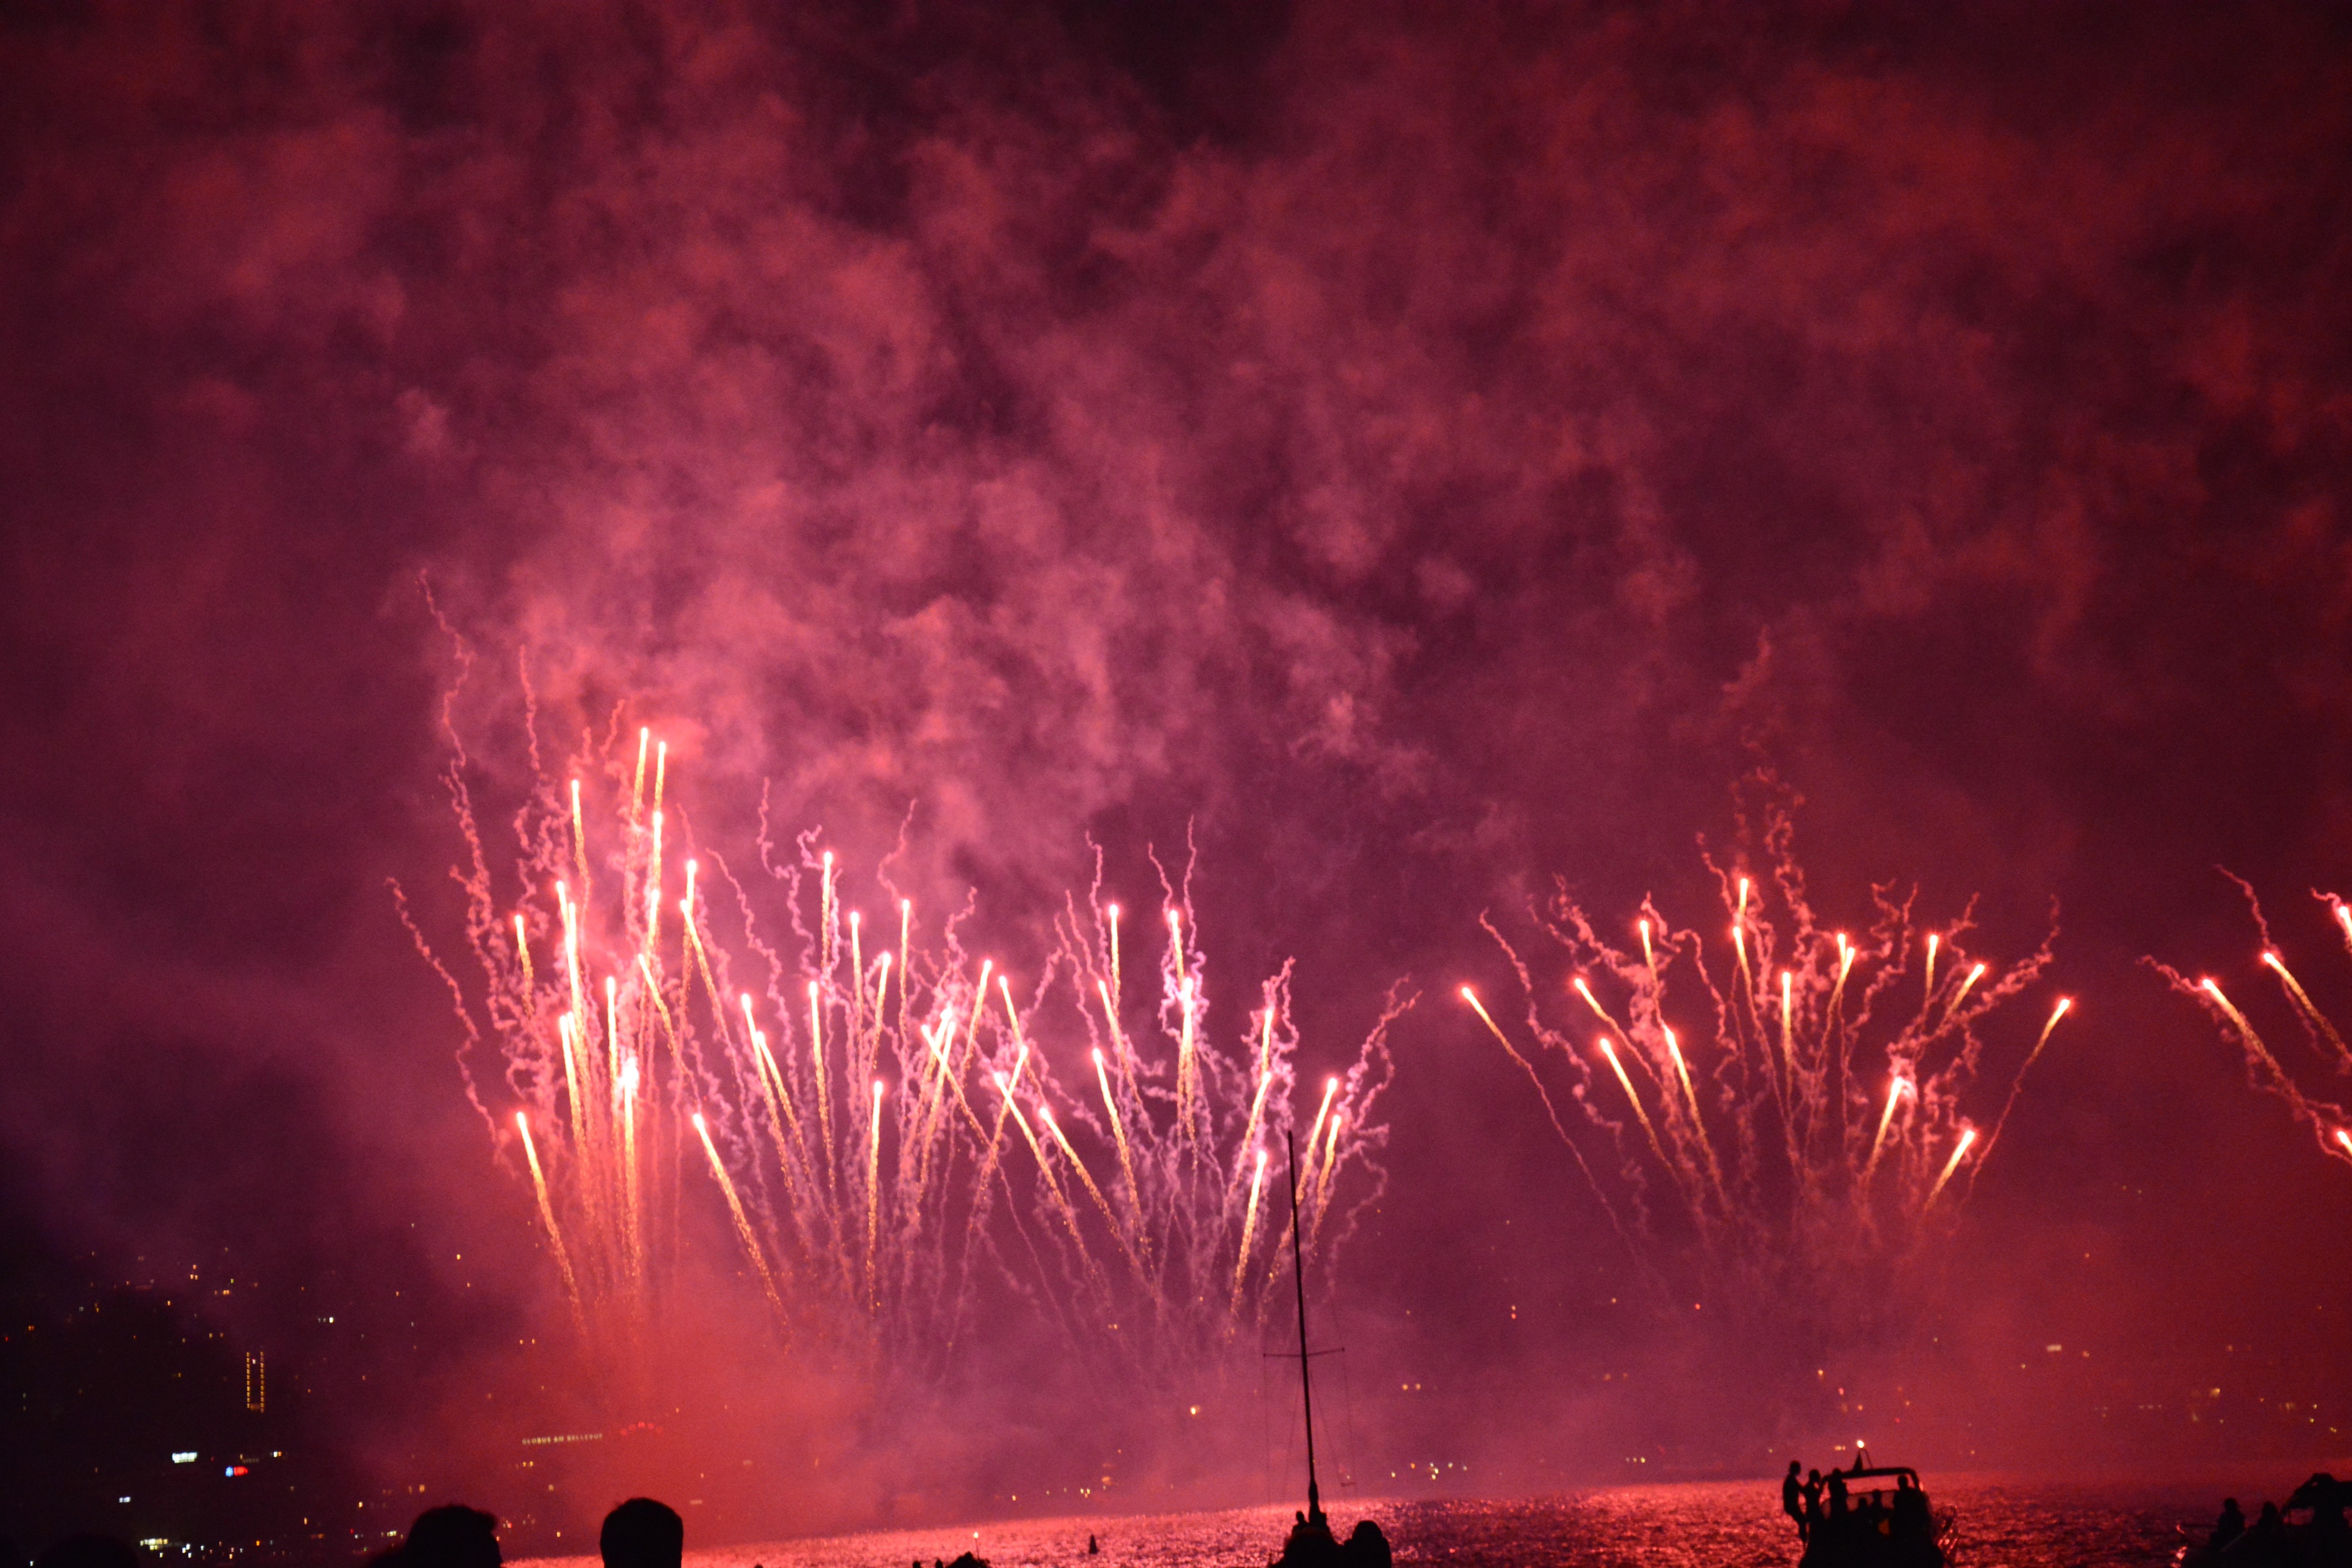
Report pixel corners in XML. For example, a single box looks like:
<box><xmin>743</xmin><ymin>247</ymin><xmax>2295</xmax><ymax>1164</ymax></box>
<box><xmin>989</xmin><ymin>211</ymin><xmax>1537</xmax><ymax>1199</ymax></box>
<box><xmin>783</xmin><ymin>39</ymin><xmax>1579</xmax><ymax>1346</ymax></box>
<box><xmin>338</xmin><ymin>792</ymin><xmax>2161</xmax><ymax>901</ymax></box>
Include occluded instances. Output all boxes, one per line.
<box><xmin>360</xmin><ymin>1495</ymin><xmax>686</xmax><ymax>1568</ymax></box>
<box><xmin>343</xmin><ymin>1495</ymin><xmax>681</xmax><ymax>1568</ymax></box>
<box><xmin>0</xmin><ymin>1496</ymin><xmax>690</xmax><ymax>1568</ymax></box>
<box><xmin>0</xmin><ymin>1493</ymin><xmax>1403</xmax><ymax>1568</ymax></box>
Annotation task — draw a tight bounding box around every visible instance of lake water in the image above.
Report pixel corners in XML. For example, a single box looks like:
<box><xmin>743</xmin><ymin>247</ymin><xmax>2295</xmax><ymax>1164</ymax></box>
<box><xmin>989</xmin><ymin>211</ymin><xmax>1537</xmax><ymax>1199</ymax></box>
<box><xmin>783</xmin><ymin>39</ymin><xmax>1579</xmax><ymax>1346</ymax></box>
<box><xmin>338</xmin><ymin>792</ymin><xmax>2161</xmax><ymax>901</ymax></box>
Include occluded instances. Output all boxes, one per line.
<box><xmin>514</xmin><ymin>1476</ymin><xmax>2245</xmax><ymax>1567</ymax></box>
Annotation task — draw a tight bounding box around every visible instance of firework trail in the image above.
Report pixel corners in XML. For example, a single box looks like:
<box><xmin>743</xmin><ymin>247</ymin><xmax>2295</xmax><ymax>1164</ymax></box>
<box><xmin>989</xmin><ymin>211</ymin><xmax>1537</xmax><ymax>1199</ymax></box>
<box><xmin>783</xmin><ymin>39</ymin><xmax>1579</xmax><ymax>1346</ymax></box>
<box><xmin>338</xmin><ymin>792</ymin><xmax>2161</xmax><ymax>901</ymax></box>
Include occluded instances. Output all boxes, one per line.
<box><xmin>2154</xmin><ymin>874</ymin><xmax>2352</xmax><ymax>1172</ymax></box>
<box><xmin>408</xmin><ymin>719</ymin><xmax>1407</xmax><ymax>1396</ymax></box>
<box><xmin>1461</xmin><ymin>794</ymin><xmax>2066</xmax><ymax>1351</ymax></box>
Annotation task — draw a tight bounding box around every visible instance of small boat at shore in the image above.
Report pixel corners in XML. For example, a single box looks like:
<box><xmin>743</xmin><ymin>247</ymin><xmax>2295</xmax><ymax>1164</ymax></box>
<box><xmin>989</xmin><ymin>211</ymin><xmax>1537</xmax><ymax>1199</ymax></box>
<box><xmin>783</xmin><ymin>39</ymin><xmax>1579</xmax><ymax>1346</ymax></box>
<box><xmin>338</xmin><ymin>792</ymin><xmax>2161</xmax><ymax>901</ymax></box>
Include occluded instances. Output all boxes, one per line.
<box><xmin>1268</xmin><ymin>1130</ymin><xmax>1391</xmax><ymax>1568</ymax></box>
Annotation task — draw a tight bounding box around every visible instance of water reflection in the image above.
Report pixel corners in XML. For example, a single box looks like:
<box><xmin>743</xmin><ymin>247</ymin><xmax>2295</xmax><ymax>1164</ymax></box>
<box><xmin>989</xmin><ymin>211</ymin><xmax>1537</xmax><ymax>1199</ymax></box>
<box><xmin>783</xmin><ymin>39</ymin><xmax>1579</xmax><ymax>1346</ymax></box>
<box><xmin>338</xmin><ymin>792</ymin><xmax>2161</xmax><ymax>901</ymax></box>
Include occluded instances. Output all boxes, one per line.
<box><xmin>513</xmin><ymin>1478</ymin><xmax>2249</xmax><ymax>1568</ymax></box>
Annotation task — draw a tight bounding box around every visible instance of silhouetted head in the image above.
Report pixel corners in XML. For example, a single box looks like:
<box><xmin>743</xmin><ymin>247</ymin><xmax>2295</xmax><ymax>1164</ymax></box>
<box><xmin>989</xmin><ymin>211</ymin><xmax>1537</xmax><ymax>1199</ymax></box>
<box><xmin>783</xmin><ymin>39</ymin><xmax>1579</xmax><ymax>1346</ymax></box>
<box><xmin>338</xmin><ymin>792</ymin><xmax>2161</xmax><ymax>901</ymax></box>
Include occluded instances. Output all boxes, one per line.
<box><xmin>1788</xmin><ymin>1461</ymin><xmax>1801</xmax><ymax>1476</ymax></box>
<box><xmin>404</xmin><ymin>1505</ymin><xmax>501</xmax><ymax>1568</ymax></box>
<box><xmin>600</xmin><ymin>1498</ymin><xmax>684</xmax><ymax>1568</ymax></box>
<box><xmin>33</xmin><ymin>1539</ymin><xmax>142</xmax><ymax>1568</ymax></box>
<box><xmin>1808</xmin><ymin>1470</ymin><xmax>1821</xmax><ymax>1485</ymax></box>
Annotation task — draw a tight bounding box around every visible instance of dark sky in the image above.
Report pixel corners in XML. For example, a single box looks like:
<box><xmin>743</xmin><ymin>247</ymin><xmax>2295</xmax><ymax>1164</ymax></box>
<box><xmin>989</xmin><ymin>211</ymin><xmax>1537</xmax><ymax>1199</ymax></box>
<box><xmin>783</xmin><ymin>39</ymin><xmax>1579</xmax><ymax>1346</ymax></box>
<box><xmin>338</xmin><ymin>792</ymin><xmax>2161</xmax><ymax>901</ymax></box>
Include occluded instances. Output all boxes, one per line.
<box><xmin>6</xmin><ymin>0</ymin><xmax>2352</xmax><ymax>1534</ymax></box>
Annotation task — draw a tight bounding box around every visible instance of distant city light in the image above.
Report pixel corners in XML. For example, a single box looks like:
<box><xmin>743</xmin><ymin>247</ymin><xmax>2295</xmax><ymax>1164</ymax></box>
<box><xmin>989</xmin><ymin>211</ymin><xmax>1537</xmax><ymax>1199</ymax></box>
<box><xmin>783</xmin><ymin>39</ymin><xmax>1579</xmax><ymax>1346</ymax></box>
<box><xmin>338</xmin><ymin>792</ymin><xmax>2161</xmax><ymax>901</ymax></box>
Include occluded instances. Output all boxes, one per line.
<box><xmin>225</xmin><ymin>1465</ymin><xmax>248</xmax><ymax>1478</ymax></box>
<box><xmin>170</xmin><ymin>1453</ymin><xmax>196</xmax><ymax>1465</ymax></box>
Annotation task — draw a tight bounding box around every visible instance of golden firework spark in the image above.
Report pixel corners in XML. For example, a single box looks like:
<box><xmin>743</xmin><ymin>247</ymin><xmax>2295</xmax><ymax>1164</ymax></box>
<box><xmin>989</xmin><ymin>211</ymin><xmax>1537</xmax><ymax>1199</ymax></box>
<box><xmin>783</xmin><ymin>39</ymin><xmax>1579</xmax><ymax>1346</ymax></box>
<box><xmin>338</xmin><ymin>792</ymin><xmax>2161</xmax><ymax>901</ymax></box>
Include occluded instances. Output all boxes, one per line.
<box><xmin>516</xmin><ymin>1111</ymin><xmax>583</xmax><ymax>1329</ymax></box>
<box><xmin>1231</xmin><ymin>1148</ymin><xmax>1268</xmax><ymax>1315</ymax></box>
<box><xmin>1922</xmin><ymin>1127</ymin><xmax>1977</xmax><ymax>1210</ymax></box>
<box><xmin>694</xmin><ymin>1111</ymin><xmax>787</xmax><ymax>1321</ymax></box>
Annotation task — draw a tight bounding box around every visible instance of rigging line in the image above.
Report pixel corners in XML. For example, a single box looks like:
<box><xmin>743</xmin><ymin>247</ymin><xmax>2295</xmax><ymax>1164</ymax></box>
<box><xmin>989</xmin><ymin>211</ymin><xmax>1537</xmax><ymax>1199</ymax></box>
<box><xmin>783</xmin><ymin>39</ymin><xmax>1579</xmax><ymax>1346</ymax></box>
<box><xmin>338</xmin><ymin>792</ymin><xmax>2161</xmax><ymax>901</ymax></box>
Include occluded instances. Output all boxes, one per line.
<box><xmin>1286</xmin><ymin>1126</ymin><xmax>1325</xmax><ymax>1527</ymax></box>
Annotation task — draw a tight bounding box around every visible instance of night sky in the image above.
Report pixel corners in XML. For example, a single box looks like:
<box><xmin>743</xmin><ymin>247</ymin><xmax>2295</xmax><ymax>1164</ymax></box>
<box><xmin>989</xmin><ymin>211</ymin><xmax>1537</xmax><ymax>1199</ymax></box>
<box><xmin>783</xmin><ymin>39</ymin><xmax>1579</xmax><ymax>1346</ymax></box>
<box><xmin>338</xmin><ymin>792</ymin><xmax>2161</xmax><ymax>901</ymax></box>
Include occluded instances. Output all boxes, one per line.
<box><xmin>6</xmin><ymin>0</ymin><xmax>2352</xmax><ymax>1545</ymax></box>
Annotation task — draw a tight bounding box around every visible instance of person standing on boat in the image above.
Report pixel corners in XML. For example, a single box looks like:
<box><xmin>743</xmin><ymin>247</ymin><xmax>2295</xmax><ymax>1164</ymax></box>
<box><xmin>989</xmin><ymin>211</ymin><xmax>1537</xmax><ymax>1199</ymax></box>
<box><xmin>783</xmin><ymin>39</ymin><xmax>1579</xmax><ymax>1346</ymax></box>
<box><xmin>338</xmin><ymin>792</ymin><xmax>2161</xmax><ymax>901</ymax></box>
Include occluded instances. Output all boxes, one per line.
<box><xmin>2206</xmin><ymin>1496</ymin><xmax>2244</xmax><ymax>1552</ymax></box>
<box><xmin>2249</xmin><ymin>1500</ymin><xmax>2286</xmax><ymax>1554</ymax></box>
<box><xmin>1783</xmin><ymin>1462</ymin><xmax>1808</xmax><ymax>1541</ymax></box>
<box><xmin>1892</xmin><ymin>1473</ymin><xmax>1930</xmax><ymax>1543</ymax></box>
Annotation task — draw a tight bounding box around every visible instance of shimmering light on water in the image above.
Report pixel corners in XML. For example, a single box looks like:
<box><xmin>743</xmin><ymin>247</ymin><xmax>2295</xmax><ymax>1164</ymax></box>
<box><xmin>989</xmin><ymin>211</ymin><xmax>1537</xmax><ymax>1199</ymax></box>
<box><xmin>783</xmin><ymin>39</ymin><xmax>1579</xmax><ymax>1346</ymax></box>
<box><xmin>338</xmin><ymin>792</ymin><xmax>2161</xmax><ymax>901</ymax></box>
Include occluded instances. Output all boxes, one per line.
<box><xmin>515</xmin><ymin>1477</ymin><xmax>2256</xmax><ymax>1568</ymax></box>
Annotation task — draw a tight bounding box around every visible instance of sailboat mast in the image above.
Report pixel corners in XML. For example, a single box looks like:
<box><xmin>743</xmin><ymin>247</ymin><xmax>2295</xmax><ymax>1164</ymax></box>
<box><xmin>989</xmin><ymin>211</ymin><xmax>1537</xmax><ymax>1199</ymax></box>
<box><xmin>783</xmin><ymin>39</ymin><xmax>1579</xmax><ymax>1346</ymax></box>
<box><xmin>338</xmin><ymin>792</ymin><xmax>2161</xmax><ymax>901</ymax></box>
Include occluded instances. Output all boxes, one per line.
<box><xmin>1286</xmin><ymin>1128</ymin><xmax>1323</xmax><ymax>1525</ymax></box>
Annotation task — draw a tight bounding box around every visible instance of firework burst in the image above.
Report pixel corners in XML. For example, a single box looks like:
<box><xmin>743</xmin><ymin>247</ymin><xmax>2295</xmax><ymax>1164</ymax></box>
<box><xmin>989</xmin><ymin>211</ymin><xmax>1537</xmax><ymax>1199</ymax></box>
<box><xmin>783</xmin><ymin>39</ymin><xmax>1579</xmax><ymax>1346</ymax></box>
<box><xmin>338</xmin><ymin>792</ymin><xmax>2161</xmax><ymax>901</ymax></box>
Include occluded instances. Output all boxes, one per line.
<box><xmin>1462</xmin><ymin>796</ymin><xmax>2066</xmax><ymax>1357</ymax></box>
<box><xmin>403</xmin><ymin>719</ymin><xmax>1406</xmax><ymax>1401</ymax></box>
<box><xmin>2156</xmin><ymin>874</ymin><xmax>2352</xmax><ymax>1172</ymax></box>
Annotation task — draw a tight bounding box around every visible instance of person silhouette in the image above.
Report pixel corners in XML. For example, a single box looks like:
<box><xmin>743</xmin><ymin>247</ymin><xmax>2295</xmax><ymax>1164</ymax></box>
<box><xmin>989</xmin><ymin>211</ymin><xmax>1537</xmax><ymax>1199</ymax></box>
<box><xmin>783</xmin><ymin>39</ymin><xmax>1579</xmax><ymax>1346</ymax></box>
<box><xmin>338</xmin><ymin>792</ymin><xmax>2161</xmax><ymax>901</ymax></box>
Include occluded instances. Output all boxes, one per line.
<box><xmin>1803</xmin><ymin>1470</ymin><xmax>1825</xmax><ymax>1538</ymax></box>
<box><xmin>1783</xmin><ymin>1461</ymin><xmax>1807</xmax><ymax>1540</ymax></box>
<box><xmin>400</xmin><ymin>1505</ymin><xmax>501</xmax><ymax>1568</ymax></box>
<box><xmin>1828</xmin><ymin>1470</ymin><xmax>1850</xmax><ymax>1520</ymax></box>
<box><xmin>2208</xmin><ymin>1497</ymin><xmax>2244</xmax><ymax>1552</ymax></box>
<box><xmin>1892</xmin><ymin>1473</ymin><xmax>1928</xmax><ymax>1540</ymax></box>
<box><xmin>600</xmin><ymin>1499</ymin><xmax>682</xmax><ymax>1568</ymax></box>
<box><xmin>1344</xmin><ymin>1518</ymin><xmax>1392</xmax><ymax>1568</ymax></box>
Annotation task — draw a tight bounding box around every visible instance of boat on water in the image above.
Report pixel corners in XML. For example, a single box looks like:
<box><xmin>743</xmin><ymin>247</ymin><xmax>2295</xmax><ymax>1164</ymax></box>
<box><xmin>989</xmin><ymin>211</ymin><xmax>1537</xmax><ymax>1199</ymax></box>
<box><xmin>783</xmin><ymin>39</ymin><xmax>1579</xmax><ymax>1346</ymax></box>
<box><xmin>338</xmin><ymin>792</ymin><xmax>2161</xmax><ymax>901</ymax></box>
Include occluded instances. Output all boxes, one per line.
<box><xmin>2174</xmin><ymin>1472</ymin><xmax>2352</xmax><ymax>1566</ymax></box>
<box><xmin>1794</xmin><ymin>1454</ymin><xmax>1949</xmax><ymax>1568</ymax></box>
<box><xmin>1269</xmin><ymin>1129</ymin><xmax>1391</xmax><ymax>1568</ymax></box>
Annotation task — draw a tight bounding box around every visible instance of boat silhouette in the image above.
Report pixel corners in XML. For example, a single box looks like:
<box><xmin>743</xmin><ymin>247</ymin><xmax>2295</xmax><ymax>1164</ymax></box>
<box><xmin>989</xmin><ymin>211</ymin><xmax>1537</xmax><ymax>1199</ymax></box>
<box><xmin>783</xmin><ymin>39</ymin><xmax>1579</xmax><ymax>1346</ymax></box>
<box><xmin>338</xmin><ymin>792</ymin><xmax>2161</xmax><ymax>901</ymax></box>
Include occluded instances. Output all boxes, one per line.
<box><xmin>1794</xmin><ymin>1453</ymin><xmax>1948</xmax><ymax>1568</ymax></box>
<box><xmin>1269</xmin><ymin>1128</ymin><xmax>1391</xmax><ymax>1568</ymax></box>
<box><xmin>2173</xmin><ymin>1471</ymin><xmax>2352</xmax><ymax>1565</ymax></box>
